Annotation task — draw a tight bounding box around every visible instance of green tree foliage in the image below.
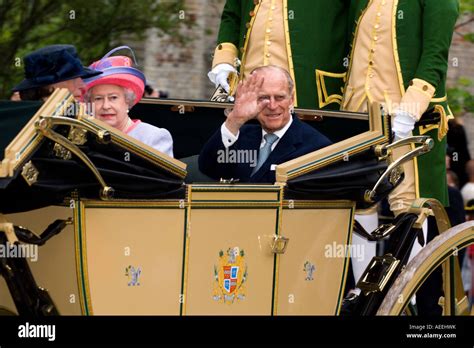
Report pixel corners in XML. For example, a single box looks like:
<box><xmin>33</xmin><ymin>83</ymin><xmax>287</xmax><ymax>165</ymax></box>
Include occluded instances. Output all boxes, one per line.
<box><xmin>460</xmin><ymin>0</ymin><xmax>474</xmax><ymax>15</ymax></box>
<box><xmin>448</xmin><ymin>0</ymin><xmax>474</xmax><ymax>116</ymax></box>
<box><xmin>0</xmin><ymin>0</ymin><xmax>191</xmax><ymax>98</ymax></box>
<box><xmin>448</xmin><ymin>77</ymin><xmax>474</xmax><ymax>115</ymax></box>
<box><xmin>459</xmin><ymin>0</ymin><xmax>474</xmax><ymax>43</ymax></box>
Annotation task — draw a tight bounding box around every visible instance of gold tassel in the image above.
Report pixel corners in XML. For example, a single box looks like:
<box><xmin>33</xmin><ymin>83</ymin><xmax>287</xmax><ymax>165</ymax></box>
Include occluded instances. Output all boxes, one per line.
<box><xmin>434</xmin><ymin>104</ymin><xmax>448</xmax><ymax>141</ymax></box>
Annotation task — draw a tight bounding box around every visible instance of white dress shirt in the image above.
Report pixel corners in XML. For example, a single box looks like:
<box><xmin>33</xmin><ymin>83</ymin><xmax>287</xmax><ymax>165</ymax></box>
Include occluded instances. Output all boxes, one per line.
<box><xmin>220</xmin><ymin>116</ymin><xmax>293</xmax><ymax>150</ymax></box>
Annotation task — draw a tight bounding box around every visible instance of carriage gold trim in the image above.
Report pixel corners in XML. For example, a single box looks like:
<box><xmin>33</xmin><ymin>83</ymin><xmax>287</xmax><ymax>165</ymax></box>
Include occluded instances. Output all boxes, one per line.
<box><xmin>0</xmin><ymin>89</ymin><xmax>472</xmax><ymax>316</ymax></box>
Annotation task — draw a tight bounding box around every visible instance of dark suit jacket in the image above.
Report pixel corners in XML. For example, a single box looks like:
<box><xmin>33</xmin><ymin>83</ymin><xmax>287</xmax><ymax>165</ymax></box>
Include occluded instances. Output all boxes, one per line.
<box><xmin>199</xmin><ymin>116</ymin><xmax>331</xmax><ymax>183</ymax></box>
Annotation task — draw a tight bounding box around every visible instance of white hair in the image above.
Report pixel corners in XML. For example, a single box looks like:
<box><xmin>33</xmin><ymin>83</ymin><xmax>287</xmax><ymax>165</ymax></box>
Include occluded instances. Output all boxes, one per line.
<box><xmin>250</xmin><ymin>65</ymin><xmax>294</xmax><ymax>94</ymax></box>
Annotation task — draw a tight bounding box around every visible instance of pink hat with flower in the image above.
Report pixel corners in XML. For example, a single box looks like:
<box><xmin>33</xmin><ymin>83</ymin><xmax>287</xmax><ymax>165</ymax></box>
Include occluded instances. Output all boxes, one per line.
<box><xmin>84</xmin><ymin>46</ymin><xmax>145</xmax><ymax>106</ymax></box>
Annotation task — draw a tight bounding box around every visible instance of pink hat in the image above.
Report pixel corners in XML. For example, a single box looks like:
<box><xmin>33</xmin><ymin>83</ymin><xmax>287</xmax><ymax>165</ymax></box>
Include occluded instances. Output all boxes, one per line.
<box><xmin>84</xmin><ymin>46</ymin><xmax>146</xmax><ymax>106</ymax></box>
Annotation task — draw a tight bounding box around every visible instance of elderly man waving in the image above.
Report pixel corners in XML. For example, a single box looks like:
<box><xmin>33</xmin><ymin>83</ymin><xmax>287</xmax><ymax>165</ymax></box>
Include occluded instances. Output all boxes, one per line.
<box><xmin>200</xmin><ymin>65</ymin><xmax>331</xmax><ymax>183</ymax></box>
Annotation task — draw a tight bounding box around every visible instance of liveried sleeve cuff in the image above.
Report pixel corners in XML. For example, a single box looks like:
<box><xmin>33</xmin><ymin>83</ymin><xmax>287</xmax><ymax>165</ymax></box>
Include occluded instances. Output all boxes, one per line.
<box><xmin>212</xmin><ymin>42</ymin><xmax>238</xmax><ymax>69</ymax></box>
<box><xmin>398</xmin><ymin>78</ymin><xmax>436</xmax><ymax>121</ymax></box>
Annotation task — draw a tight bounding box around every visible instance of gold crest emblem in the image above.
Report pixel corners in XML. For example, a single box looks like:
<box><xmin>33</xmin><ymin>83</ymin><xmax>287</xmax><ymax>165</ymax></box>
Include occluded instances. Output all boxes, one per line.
<box><xmin>212</xmin><ymin>247</ymin><xmax>247</xmax><ymax>304</ymax></box>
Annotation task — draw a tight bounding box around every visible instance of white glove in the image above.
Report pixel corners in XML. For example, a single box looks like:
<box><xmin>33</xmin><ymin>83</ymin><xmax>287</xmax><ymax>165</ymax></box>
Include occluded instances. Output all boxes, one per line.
<box><xmin>392</xmin><ymin>109</ymin><xmax>416</xmax><ymax>140</ymax></box>
<box><xmin>207</xmin><ymin>63</ymin><xmax>237</xmax><ymax>93</ymax></box>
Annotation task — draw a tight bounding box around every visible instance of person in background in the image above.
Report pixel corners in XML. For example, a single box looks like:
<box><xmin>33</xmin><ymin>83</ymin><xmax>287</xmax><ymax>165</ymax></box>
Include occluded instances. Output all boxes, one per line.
<box><xmin>208</xmin><ymin>0</ymin><xmax>349</xmax><ymax>110</ymax></box>
<box><xmin>446</xmin><ymin>169</ymin><xmax>465</xmax><ymax>228</ymax></box>
<box><xmin>341</xmin><ymin>1</ymin><xmax>459</xmax><ymax>311</ymax></box>
<box><xmin>157</xmin><ymin>90</ymin><xmax>168</xmax><ymax>98</ymax></box>
<box><xmin>447</xmin><ymin>169</ymin><xmax>460</xmax><ymax>189</ymax></box>
<box><xmin>144</xmin><ymin>84</ymin><xmax>160</xmax><ymax>98</ymax></box>
<box><xmin>447</xmin><ymin>118</ymin><xmax>471</xmax><ymax>188</ymax></box>
<box><xmin>83</xmin><ymin>47</ymin><xmax>173</xmax><ymax>157</ymax></box>
<box><xmin>463</xmin><ymin>199</ymin><xmax>474</xmax><ymax>304</ymax></box>
<box><xmin>461</xmin><ymin>160</ymin><xmax>474</xmax><ymax>205</ymax></box>
<box><xmin>446</xmin><ymin>167</ymin><xmax>469</xmax><ymax>306</ymax></box>
<box><xmin>9</xmin><ymin>92</ymin><xmax>21</xmax><ymax>101</ymax></box>
<box><xmin>12</xmin><ymin>44</ymin><xmax>101</xmax><ymax>101</ymax></box>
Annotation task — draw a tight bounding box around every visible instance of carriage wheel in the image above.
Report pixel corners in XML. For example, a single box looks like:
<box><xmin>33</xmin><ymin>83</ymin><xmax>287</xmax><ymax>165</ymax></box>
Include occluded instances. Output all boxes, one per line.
<box><xmin>377</xmin><ymin>221</ymin><xmax>474</xmax><ymax>315</ymax></box>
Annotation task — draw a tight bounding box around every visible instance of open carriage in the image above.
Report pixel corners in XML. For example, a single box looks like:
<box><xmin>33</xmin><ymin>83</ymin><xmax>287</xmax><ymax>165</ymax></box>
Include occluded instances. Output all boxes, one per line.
<box><xmin>0</xmin><ymin>89</ymin><xmax>472</xmax><ymax>316</ymax></box>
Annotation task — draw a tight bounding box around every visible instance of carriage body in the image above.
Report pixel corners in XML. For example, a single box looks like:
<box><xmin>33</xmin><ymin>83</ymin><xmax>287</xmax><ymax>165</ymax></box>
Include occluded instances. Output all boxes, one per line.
<box><xmin>0</xmin><ymin>90</ymin><xmax>470</xmax><ymax>316</ymax></box>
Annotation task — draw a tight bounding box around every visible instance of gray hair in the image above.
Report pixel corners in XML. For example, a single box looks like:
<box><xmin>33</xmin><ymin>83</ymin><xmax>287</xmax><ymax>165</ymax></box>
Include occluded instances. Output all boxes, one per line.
<box><xmin>250</xmin><ymin>65</ymin><xmax>294</xmax><ymax>94</ymax></box>
<box><xmin>84</xmin><ymin>85</ymin><xmax>136</xmax><ymax>108</ymax></box>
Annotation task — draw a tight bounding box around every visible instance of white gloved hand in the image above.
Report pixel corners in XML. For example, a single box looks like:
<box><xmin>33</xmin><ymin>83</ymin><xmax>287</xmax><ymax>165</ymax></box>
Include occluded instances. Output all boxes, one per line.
<box><xmin>392</xmin><ymin>109</ymin><xmax>416</xmax><ymax>140</ymax></box>
<box><xmin>207</xmin><ymin>63</ymin><xmax>237</xmax><ymax>93</ymax></box>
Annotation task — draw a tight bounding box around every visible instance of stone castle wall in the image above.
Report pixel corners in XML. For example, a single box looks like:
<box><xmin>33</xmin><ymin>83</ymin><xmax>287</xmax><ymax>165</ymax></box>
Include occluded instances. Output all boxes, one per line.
<box><xmin>138</xmin><ymin>0</ymin><xmax>225</xmax><ymax>100</ymax></box>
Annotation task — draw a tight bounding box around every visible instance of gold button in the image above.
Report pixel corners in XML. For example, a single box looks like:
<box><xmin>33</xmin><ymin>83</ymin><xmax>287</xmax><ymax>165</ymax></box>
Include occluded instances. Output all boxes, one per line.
<box><xmin>369</xmin><ymin>74</ymin><xmax>374</xmax><ymax>78</ymax></box>
<box><xmin>377</xmin><ymin>12</ymin><xmax>381</xmax><ymax>16</ymax></box>
<box><xmin>423</xmin><ymin>85</ymin><xmax>428</xmax><ymax>91</ymax></box>
<box><xmin>267</xmin><ymin>41</ymin><xmax>271</xmax><ymax>45</ymax></box>
<box><xmin>240</xmin><ymin>47</ymin><xmax>245</xmax><ymax>53</ymax></box>
<box><xmin>269</xmin><ymin>17</ymin><xmax>273</xmax><ymax>21</ymax></box>
<box><xmin>409</xmin><ymin>80</ymin><xmax>414</xmax><ymax>86</ymax></box>
<box><xmin>266</xmin><ymin>53</ymin><xmax>271</xmax><ymax>57</ymax></box>
<box><xmin>218</xmin><ymin>44</ymin><xmax>223</xmax><ymax>50</ymax></box>
<box><xmin>373</xmin><ymin>36</ymin><xmax>378</xmax><ymax>41</ymax></box>
<box><xmin>266</xmin><ymin>29</ymin><xmax>271</xmax><ymax>33</ymax></box>
<box><xmin>369</xmin><ymin>61</ymin><xmax>374</xmax><ymax>65</ymax></box>
<box><xmin>271</xmin><ymin>6</ymin><xmax>275</xmax><ymax>10</ymax></box>
<box><xmin>370</xmin><ymin>48</ymin><xmax>375</xmax><ymax>53</ymax></box>
<box><xmin>250</xmin><ymin>11</ymin><xmax>255</xmax><ymax>17</ymax></box>
<box><xmin>246</xmin><ymin>22</ymin><xmax>251</xmax><ymax>28</ymax></box>
<box><xmin>375</xmin><ymin>24</ymin><xmax>380</xmax><ymax>29</ymax></box>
